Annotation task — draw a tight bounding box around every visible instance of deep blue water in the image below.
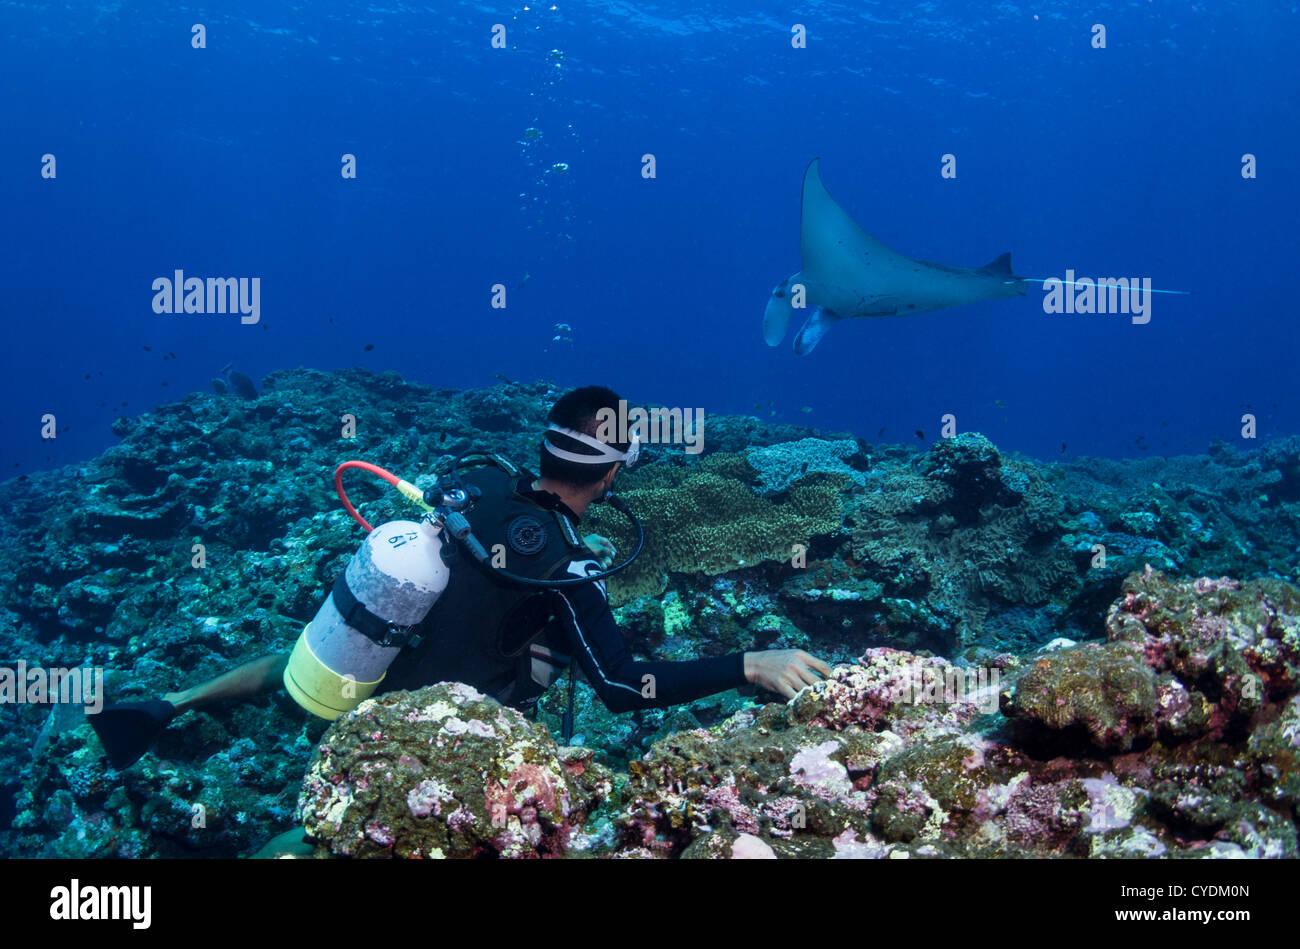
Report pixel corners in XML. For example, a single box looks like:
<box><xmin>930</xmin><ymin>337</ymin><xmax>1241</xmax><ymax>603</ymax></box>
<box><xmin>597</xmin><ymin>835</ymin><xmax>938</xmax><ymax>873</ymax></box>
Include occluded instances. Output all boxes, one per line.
<box><xmin>2</xmin><ymin>1</ymin><xmax>1296</xmax><ymax>473</ymax></box>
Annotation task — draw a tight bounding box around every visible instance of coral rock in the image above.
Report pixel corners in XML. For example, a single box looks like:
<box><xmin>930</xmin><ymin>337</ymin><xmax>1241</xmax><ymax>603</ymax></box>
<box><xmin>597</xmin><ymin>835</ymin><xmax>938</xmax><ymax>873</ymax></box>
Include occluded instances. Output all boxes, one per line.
<box><xmin>298</xmin><ymin>682</ymin><xmax>612</xmax><ymax>858</ymax></box>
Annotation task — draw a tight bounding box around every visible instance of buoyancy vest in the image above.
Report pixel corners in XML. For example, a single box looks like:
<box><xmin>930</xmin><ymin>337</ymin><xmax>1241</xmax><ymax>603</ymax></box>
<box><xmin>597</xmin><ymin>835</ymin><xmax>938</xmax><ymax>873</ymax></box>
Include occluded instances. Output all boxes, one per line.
<box><xmin>377</xmin><ymin>460</ymin><xmax>591</xmax><ymax>705</ymax></box>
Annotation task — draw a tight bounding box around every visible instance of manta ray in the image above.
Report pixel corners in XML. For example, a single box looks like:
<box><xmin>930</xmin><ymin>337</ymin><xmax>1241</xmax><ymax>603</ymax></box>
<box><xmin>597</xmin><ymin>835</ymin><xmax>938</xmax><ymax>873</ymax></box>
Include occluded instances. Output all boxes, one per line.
<box><xmin>763</xmin><ymin>159</ymin><xmax>1026</xmax><ymax>354</ymax></box>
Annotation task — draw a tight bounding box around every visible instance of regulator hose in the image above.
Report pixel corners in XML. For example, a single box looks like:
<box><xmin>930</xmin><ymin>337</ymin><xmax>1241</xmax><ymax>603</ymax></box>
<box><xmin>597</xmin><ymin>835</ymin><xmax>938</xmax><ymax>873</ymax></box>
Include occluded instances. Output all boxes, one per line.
<box><xmin>333</xmin><ymin>461</ymin><xmax>430</xmax><ymax>533</ymax></box>
<box><xmin>482</xmin><ymin>492</ymin><xmax>646</xmax><ymax>588</ymax></box>
<box><xmin>332</xmin><ymin>456</ymin><xmax>644</xmax><ymax>586</ymax></box>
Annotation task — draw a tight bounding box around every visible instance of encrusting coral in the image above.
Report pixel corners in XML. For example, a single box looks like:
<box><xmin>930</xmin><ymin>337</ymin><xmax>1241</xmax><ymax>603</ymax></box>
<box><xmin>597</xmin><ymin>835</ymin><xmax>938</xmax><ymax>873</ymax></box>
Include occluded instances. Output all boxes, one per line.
<box><xmin>3</xmin><ymin>370</ymin><xmax>1300</xmax><ymax>858</ymax></box>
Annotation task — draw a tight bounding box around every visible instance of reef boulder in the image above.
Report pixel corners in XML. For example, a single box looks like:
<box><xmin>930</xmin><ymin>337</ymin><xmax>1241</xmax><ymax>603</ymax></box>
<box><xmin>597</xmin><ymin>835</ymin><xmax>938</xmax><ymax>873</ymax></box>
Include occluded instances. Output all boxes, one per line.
<box><xmin>1003</xmin><ymin>566</ymin><xmax>1300</xmax><ymax>750</ymax></box>
<box><xmin>298</xmin><ymin>682</ymin><xmax>613</xmax><ymax>858</ymax></box>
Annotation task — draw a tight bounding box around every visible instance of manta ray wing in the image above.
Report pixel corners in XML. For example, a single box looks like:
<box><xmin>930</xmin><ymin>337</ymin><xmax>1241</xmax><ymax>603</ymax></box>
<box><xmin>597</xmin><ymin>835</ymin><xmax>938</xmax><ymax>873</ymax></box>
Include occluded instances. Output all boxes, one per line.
<box><xmin>798</xmin><ymin>158</ymin><xmax>911</xmax><ymax>315</ymax></box>
<box><xmin>764</xmin><ymin>159</ymin><xmax>1024</xmax><ymax>354</ymax></box>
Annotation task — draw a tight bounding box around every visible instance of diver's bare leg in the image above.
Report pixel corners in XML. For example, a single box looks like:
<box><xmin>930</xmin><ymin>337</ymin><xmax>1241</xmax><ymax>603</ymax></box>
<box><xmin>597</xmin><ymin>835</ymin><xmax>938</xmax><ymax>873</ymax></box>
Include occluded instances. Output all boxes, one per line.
<box><xmin>164</xmin><ymin>654</ymin><xmax>288</xmax><ymax>714</ymax></box>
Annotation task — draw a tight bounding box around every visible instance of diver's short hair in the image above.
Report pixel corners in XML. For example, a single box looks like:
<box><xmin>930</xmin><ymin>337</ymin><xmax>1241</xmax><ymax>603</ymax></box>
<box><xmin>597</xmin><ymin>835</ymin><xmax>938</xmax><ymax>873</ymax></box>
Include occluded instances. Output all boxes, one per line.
<box><xmin>540</xmin><ymin>386</ymin><xmax>630</xmax><ymax>486</ymax></box>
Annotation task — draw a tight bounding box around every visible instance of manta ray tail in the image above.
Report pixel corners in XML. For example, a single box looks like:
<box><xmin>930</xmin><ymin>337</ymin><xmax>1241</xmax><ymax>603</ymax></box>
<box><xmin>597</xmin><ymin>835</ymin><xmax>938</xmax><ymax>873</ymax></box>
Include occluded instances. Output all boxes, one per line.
<box><xmin>793</xmin><ymin>307</ymin><xmax>842</xmax><ymax>355</ymax></box>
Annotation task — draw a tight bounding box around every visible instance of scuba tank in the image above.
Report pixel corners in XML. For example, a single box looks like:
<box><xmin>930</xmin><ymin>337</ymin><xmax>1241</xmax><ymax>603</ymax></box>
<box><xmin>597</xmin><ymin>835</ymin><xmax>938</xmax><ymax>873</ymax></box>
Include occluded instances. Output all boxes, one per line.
<box><xmin>284</xmin><ymin>454</ymin><xmax>645</xmax><ymax>721</ymax></box>
<box><xmin>283</xmin><ymin>518</ymin><xmax>448</xmax><ymax>720</ymax></box>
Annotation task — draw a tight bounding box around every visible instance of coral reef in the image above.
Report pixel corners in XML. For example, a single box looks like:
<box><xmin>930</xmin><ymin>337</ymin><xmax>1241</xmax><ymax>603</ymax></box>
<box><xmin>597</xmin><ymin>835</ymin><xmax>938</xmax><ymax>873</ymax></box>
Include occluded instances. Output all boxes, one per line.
<box><xmin>611</xmin><ymin>572</ymin><xmax>1299</xmax><ymax>859</ymax></box>
<box><xmin>298</xmin><ymin>682</ymin><xmax>615</xmax><ymax>858</ymax></box>
<box><xmin>2</xmin><ymin>368</ymin><xmax>1299</xmax><ymax>859</ymax></box>
<box><xmin>282</xmin><ymin>572</ymin><xmax>1298</xmax><ymax>859</ymax></box>
<box><xmin>584</xmin><ymin>455</ymin><xmax>847</xmax><ymax>603</ymax></box>
<box><xmin>1003</xmin><ymin>567</ymin><xmax>1300</xmax><ymax>751</ymax></box>
<box><xmin>745</xmin><ymin>438</ymin><xmax>868</xmax><ymax>494</ymax></box>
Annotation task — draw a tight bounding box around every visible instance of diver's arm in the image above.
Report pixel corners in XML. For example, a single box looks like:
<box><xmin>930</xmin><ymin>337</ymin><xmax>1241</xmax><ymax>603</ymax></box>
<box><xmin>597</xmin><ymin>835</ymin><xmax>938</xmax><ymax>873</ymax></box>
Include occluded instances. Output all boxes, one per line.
<box><xmin>550</xmin><ymin>584</ymin><xmax>747</xmax><ymax>713</ymax></box>
<box><xmin>164</xmin><ymin>653</ymin><xmax>288</xmax><ymax>714</ymax></box>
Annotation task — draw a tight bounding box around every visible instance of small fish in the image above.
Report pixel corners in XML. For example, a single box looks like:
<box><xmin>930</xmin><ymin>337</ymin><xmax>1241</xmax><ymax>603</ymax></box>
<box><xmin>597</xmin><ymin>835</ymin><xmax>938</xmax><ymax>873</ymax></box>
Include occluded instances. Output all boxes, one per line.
<box><xmin>83</xmin><ymin>373</ymin><xmax>90</xmax><ymax>380</ymax></box>
<box><xmin>877</xmin><ymin>427</ymin><xmax>885</xmax><ymax>436</ymax></box>
<box><xmin>1060</xmin><ymin>442</ymin><xmax>1067</xmax><ymax>454</ymax></box>
<box><xmin>364</xmin><ymin>343</ymin><xmax>375</xmax><ymax>351</ymax></box>
<box><xmin>995</xmin><ymin>399</ymin><xmax>1006</xmax><ymax>408</ymax></box>
<box><xmin>801</xmin><ymin>406</ymin><xmax>813</xmax><ymax>414</ymax></box>
<box><xmin>168</xmin><ymin>351</ymin><xmax>176</xmax><ymax>359</ymax></box>
<box><xmin>518</xmin><ymin>272</ymin><xmax>532</xmax><ymax>289</ymax></box>
<box><xmin>915</xmin><ymin>429</ymin><xmax>925</xmax><ymax>440</ymax></box>
<box><xmin>143</xmin><ymin>345</ymin><xmax>151</xmax><ymax>351</ymax></box>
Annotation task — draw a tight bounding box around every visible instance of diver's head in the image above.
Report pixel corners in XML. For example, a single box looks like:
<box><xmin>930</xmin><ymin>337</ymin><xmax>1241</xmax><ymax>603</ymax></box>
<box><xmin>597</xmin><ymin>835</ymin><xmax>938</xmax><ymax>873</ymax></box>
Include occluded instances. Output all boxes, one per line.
<box><xmin>540</xmin><ymin>385</ymin><xmax>638</xmax><ymax>502</ymax></box>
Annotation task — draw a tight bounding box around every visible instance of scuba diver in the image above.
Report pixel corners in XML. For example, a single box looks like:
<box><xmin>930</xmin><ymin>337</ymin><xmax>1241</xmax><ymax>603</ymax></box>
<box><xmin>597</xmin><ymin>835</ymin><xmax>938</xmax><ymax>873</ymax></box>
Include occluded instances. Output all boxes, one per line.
<box><xmin>90</xmin><ymin>386</ymin><xmax>831</xmax><ymax>774</ymax></box>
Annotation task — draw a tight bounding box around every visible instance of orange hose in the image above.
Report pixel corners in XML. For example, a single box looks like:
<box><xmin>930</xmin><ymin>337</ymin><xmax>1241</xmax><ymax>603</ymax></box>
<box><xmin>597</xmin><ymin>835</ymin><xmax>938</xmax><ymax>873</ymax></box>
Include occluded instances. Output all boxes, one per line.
<box><xmin>333</xmin><ymin>460</ymin><xmax>402</xmax><ymax>532</ymax></box>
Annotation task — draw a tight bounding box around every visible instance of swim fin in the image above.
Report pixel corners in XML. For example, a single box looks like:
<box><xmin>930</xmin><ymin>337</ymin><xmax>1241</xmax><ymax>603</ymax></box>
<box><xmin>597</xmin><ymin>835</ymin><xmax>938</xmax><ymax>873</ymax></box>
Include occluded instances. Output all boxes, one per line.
<box><xmin>250</xmin><ymin>827</ymin><xmax>314</xmax><ymax>859</ymax></box>
<box><xmin>88</xmin><ymin>699</ymin><xmax>177</xmax><ymax>769</ymax></box>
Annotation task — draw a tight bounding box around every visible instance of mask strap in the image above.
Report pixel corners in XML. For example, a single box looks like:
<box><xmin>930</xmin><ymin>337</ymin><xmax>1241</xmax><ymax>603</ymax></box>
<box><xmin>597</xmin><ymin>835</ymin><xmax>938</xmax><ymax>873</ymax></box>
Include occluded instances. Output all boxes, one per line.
<box><xmin>544</xmin><ymin>424</ymin><xmax>629</xmax><ymax>464</ymax></box>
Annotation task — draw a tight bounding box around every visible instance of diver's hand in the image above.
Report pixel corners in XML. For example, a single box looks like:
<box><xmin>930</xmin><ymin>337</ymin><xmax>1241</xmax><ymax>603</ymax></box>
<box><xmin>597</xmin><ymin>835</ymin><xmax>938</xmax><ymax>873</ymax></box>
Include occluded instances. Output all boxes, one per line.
<box><xmin>743</xmin><ymin>650</ymin><xmax>832</xmax><ymax>700</ymax></box>
<box><xmin>583</xmin><ymin>533</ymin><xmax>616</xmax><ymax>568</ymax></box>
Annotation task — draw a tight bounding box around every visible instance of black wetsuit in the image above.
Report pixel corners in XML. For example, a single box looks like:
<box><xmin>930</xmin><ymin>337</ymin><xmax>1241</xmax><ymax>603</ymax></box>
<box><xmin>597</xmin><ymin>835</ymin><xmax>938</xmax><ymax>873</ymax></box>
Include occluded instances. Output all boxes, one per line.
<box><xmin>378</xmin><ymin>464</ymin><xmax>748</xmax><ymax>714</ymax></box>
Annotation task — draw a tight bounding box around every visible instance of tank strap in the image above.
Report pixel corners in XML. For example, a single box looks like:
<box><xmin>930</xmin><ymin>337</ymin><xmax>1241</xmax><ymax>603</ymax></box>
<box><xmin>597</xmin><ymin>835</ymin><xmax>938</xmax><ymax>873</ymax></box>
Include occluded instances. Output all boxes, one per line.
<box><xmin>331</xmin><ymin>573</ymin><xmax>421</xmax><ymax>649</ymax></box>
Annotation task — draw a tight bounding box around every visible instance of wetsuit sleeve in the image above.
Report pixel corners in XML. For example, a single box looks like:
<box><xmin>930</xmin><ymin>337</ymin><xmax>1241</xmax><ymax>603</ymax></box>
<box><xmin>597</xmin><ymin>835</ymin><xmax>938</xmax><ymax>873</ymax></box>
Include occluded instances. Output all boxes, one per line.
<box><xmin>548</xmin><ymin>581</ymin><xmax>748</xmax><ymax>714</ymax></box>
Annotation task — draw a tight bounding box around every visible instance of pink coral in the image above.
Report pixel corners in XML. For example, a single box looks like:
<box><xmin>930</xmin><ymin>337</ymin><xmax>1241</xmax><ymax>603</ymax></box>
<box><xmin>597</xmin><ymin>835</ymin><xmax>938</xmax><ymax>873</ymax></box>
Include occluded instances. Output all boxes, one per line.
<box><xmin>731</xmin><ymin>834</ymin><xmax>776</xmax><ymax>859</ymax></box>
<box><xmin>791</xmin><ymin>649</ymin><xmax>983</xmax><ymax>738</ymax></box>
<box><xmin>831</xmin><ymin>828</ymin><xmax>890</xmax><ymax>859</ymax></box>
<box><xmin>364</xmin><ymin>822</ymin><xmax>394</xmax><ymax>847</ymax></box>
<box><xmin>407</xmin><ymin>779</ymin><xmax>452</xmax><ymax>818</ymax></box>
<box><xmin>1003</xmin><ymin>779</ymin><xmax>1082</xmax><ymax>850</ymax></box>
<box><xmin>762</xmin><ymin>796</ymin><xmax>807</xmax><ymax>838</ymax></box>
<box><xmin>702</xmin><ymin>784</ymin><xmax>759</xmax><ymax>834</ymax></box>
<box><xmin>1194</xmin><ymin>576</ymin><xmax>1241</xmax><ymax>594</ymax></box>
<box><xmin>790</xmin><ymin>740</ymin><xmax>853</xmax><ymax>798</ymax></box>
